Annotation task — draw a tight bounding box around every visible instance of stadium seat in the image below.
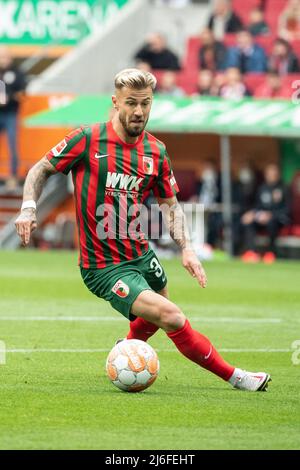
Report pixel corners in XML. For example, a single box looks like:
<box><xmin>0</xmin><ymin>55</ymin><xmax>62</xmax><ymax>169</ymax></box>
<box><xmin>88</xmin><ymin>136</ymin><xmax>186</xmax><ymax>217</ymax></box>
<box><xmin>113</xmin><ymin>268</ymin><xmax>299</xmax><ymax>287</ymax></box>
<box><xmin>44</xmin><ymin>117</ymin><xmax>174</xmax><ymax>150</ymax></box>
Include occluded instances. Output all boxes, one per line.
<box><xmin>232</xmin><ymin>0</ymin><xmax>262</xmax><ymax>27</ymax></box>
<box><xmin>152</xmin><ymin>69</ymin><xmax>198</xmax><ymax>95</ymax></box>
<box><xmin>244</xmin><ymin>73</ymin><xmax>266</xmax><ymax>93</ymax></box>
<box><xmin>290</xmin><ymin>40</ymin><xmax>300</xmax><ymax>58</ymax></box>
<box><xmin>265</xmin><ymin>0</ymin><xmax>288</xmax><ymax>35</ymax></box>
<box><xmin>184</xmin><ymin>37</ymin><xmax>201</xmax><ymax>72</ymax></box>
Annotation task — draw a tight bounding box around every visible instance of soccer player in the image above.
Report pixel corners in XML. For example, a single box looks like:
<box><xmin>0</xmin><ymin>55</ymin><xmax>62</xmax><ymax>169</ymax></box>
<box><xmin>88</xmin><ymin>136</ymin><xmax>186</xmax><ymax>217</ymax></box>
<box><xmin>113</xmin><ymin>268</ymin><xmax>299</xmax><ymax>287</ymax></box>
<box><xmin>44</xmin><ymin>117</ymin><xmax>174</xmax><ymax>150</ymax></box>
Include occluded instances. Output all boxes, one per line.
<box><xmin>15</xmin><ymin>69</ymin><xmax>271</xmax><ymax>392</ymax></box>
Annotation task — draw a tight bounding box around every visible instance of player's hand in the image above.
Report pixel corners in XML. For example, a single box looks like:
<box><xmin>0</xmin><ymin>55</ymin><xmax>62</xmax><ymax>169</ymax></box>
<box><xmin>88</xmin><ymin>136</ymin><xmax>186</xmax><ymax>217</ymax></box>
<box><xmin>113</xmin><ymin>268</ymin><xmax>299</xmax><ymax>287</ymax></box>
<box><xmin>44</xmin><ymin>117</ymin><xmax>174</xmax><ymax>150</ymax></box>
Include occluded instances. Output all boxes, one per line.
<box><xmin>182</xmin><ymin>249</ymin><xmax>207</xmax><ymax>288</ymax></box>
<box><xmin>255</xmin><ymin>211</ymin><xmax>272</xmax><ymax>224</ymax></box>
<box><xmin>15</xmin><ymin>208</ymin><xmax>37</xmax><ymax>246</ymax></box>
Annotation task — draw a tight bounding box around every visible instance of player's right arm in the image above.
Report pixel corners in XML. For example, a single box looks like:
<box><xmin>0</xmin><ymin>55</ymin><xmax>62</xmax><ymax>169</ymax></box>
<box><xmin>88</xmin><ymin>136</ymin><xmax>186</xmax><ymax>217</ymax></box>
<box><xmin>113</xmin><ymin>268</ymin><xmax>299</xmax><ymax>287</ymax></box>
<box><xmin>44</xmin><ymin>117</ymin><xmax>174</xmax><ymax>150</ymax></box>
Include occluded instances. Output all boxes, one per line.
<box><xmin>15</xmin><ymin>156</ymin><xmax>58</xmax><ymax>246</ymax></box>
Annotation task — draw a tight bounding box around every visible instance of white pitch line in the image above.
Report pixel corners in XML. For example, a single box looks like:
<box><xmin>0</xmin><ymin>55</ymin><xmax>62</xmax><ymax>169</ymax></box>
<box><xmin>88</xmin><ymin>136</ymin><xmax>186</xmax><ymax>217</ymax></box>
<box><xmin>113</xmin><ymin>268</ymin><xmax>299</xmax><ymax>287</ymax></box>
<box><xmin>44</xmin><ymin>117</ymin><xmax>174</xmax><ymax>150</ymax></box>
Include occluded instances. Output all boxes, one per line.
<box><xmin>0</xmin><ymin>316</ymin><xmax>282</xmax><ymax>324</ymax></box>
<box><xmin>5</xmin><ymin>348</ymin><xmax>291</xmax><ymax>353</ymax></box>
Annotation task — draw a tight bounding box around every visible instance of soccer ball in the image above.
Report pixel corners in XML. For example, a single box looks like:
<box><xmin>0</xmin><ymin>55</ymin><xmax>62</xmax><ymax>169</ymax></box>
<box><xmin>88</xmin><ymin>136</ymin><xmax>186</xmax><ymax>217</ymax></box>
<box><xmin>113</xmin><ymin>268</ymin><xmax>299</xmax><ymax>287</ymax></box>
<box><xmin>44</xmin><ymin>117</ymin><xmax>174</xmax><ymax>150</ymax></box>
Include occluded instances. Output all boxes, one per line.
<box><xmin>106</xmin><ymin>339</ymin><xmax>159</xmax><ymax>392</ymax></box>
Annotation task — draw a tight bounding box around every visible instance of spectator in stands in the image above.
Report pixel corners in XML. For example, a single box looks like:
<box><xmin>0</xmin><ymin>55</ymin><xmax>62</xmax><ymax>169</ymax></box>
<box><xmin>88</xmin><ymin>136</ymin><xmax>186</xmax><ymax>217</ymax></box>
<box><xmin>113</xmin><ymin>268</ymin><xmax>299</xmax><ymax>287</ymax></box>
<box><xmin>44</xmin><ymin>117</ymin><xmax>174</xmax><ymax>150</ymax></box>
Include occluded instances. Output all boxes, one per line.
<box><xmin>0</xmin><ymin>46</ymin><xmax>26</xmax><ymax>190</ymax></box>
<box><xmin>279</xmin><ymin>0</ymin><xmax>300</xmax><ymax>41</ymax></box>
<box><xmin>199</xmin><ymin>28</ymin><xmax>227</xmax><ymax>72</ymax></box>
<box><xmin>134</xmin><ymin>33</ymin><xmax>181</xmax><ymax>71</ymax></box>
<box><xmin>254</xmin><ymin>70</ymin><xmax>292</xmax><ymax>99</ymax></box>
<box><xmin>196</xmin><ymin>70</ymin><xmax>217</xmax><ymax>96</ymax></box>
<box><xmin>237</xmin><ymin>162</ymin><xmax>258</xmax><ymax>213</ymax></box>
<box><xmin>240</xmin><ymin>163</ymin><xmax>290</xmax><ymax>263</ymax></box>
<box><xmin>226</xmin><ymin>29</ymin><xmax>268</xmax><ymax>73</ymax></box>
<box><xmin>136</xmin><ymin>61</ymin><xmax>152</xmax><ymax>72</ymax></box>
<box><xmin>268</xmin><ymin>38</ymin><xmax>300</xmax><ymax>75</ymax></box>
<box><xmin>248</xmin><ymin>7</ymin><xmax>270</xmax><ymax>37</ymax></box>
<box><xmin>207</xmin><ymin>0</ymin><xmax>243</xmax><ymax>40</ymax></box>
<box><xmin>157</xmin><ymin>71</ymin><xmax>185</xmax><ymax>97</ymax></box>
<box><xmin>195</xmin><ymin>159</ymin><xmax>223</xmax><ymax>249</ymax></box>
<box><xmin>219</xmin><ymin>67</ymin><xmax>251</xmax><ymax>99</ymax></box>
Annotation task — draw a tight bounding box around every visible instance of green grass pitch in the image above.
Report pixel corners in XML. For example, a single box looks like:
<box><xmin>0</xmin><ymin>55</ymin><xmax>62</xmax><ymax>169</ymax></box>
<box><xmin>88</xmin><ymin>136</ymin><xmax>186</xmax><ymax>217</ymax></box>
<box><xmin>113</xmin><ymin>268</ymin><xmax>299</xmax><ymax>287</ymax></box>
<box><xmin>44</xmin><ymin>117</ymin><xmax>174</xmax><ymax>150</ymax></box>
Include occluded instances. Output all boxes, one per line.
<box><xmin>0</xmin><ymin>250</ymin><xmax>299</xmax><ymax>450</ymax></box>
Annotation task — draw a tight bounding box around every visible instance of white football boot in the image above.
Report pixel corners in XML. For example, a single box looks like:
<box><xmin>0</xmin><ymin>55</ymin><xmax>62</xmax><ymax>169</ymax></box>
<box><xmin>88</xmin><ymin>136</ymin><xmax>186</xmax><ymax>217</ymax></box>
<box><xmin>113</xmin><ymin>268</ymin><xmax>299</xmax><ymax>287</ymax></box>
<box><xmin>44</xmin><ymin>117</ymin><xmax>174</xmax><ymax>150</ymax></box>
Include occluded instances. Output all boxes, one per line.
<box><xmin>229</xmin><ymin>369</ymin><xmax>271</xmax><ymax>392</ymax></box>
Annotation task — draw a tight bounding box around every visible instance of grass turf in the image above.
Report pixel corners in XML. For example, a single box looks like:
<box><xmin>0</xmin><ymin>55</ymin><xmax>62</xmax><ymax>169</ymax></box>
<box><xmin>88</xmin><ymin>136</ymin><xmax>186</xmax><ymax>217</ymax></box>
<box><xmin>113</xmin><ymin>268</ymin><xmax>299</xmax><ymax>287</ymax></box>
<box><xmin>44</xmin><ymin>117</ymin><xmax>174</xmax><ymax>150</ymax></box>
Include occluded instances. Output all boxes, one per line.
<box><xmin>0</xmin><ymin>250</ymin><xmax>299</xmax><ymax>450</ymax></box>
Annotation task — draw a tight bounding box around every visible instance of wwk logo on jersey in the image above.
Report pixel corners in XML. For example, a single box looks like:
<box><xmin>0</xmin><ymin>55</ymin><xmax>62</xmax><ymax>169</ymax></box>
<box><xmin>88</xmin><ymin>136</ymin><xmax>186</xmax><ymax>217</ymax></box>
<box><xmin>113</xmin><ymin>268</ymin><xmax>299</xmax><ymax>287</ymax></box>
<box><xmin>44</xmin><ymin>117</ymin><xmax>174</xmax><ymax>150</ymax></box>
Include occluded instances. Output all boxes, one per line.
<box><xmin>143</xmin><ymin>157</ymin><xmax>153</xmax><ymax>175</ymax></box>
<box><xmin>52</xmin><ymin>139</ymin><xmax>67</xmax><ymax>157</ymax></box>
<box><xmin>106</xmin><ymin>172</ymin><xmax>144</xmax><ymax>192</ymax></box>
<box><xmin>112</xmin><ymin>280</ymin><xmax>130</xmax><ymax>298</ymax></box>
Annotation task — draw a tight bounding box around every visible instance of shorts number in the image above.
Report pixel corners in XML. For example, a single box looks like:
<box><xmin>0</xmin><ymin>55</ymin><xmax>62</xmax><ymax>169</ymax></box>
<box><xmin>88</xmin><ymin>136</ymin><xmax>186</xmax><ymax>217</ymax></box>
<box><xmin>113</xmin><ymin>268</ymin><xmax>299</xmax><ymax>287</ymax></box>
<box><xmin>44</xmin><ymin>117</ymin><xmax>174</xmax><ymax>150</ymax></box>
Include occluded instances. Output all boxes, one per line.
<box><xmin>150</xmin><ymin>258</ymin><xmax>163</xmax><ymax>278</ymax></box>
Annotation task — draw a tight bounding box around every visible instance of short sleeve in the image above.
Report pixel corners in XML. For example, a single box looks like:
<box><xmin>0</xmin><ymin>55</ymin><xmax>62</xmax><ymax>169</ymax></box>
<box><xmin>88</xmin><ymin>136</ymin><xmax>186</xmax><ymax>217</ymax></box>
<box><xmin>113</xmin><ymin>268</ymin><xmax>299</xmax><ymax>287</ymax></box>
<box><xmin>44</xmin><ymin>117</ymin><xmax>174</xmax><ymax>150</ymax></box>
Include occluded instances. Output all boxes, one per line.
<box><xmin>153</xmin><ymin>150</ymin><xmax>180</xmax><ymax>199</ymax></box>
<box><xmin>46</xmin><ymin>127</ymin><xmax>88</xmax><ymax>175</ymax></box>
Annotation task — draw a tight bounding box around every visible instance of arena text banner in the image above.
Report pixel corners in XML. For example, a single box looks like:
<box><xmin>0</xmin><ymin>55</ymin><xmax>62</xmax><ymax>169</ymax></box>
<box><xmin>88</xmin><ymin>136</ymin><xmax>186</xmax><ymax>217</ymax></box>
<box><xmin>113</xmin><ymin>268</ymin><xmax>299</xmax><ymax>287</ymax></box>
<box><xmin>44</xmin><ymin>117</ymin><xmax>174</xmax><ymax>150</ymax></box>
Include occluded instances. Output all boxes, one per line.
<box><xmin>0</xmin><ymin>0</ymin><xmax>131</xmax><ymax>46</ymax></box>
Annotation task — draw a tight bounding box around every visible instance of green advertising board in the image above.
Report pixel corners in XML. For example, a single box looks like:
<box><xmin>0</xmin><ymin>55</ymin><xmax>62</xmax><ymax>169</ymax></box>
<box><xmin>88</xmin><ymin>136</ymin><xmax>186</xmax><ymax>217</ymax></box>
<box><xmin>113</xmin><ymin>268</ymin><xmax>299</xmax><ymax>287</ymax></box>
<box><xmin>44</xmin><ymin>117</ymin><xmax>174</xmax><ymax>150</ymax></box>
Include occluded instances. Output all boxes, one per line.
<box><xmin>25</xmin><ymin>95</ymin><xmax>300</xmax><ymax>139</ymax></box>
<box><xmin>0</xmin><ymin>0</ymin><xmax>131</xmax><ymax>46</ymax></box>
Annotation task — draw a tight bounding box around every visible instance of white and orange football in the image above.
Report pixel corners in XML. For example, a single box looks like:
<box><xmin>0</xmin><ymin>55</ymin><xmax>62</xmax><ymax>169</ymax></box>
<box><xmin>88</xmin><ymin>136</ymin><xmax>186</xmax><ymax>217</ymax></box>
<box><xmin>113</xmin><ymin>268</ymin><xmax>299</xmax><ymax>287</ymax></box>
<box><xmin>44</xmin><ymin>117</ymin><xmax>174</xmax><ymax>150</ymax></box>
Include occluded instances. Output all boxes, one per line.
<box><xmin>106</xmin><ymin>339</ymin><xmax>159</xmax><ymax>392</ymax></box>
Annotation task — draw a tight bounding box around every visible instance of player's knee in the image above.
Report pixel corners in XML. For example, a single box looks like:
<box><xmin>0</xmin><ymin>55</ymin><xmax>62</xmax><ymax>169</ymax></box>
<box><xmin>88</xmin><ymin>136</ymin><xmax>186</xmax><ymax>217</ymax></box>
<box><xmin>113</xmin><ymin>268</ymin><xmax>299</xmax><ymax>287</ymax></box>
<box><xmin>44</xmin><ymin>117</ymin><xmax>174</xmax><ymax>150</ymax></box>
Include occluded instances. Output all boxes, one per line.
<box><xmin>159</xmin><ymin>303</ymin><xmax>185</xmax><ymax>332</ymax></box>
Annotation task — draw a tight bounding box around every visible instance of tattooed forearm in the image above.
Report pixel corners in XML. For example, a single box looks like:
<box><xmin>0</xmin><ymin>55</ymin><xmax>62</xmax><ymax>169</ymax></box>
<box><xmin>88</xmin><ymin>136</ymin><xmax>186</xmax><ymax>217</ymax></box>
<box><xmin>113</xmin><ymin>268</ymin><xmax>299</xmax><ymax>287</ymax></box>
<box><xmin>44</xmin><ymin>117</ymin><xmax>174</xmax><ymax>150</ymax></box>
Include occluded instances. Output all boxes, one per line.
<box><xmin>23</xmin><ymin>156</ymin><xmax>57</xmax><ymax>203</ymax></box>
<box><xmin>160</xmin><ymin>200</ymin><xmax>193</xmax><ymax>251</ymax></box>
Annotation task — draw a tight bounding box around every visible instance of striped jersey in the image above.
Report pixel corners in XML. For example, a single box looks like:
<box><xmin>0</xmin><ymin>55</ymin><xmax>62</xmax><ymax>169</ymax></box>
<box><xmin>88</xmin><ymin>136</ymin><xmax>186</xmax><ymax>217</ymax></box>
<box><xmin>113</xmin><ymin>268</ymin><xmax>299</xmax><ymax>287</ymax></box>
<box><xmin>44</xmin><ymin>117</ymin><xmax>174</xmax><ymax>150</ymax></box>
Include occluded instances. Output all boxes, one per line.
<box><xmin>46</xmin><ymin>121</ymin><xmax>179</xmax><ymax>269</ymax></box>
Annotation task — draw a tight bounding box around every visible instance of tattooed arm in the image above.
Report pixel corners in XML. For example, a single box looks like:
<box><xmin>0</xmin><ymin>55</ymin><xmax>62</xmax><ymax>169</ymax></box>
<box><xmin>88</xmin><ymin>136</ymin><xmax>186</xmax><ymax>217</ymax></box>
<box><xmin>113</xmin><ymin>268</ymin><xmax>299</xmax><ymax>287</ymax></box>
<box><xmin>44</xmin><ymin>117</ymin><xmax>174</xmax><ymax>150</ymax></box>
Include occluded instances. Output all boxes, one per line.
<box><xmin>157</xmin><ymin>196</ymin><xmax>207</xmax><ymax>288</ymax></box>
<box><xmin>15</xmin><ymin>157</ymin><xmax>58</xmax><ymax>246</ymax></box>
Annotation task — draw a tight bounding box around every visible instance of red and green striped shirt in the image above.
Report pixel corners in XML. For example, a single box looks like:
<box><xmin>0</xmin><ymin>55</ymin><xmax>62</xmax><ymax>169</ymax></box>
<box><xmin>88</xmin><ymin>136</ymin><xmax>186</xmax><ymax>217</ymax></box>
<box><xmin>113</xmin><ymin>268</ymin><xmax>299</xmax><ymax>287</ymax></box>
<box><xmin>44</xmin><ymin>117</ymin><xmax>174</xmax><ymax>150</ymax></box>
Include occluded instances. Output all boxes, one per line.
<box><xmin>46</xmin><ymin>121</ymin><xmax>179</xmax><ymax>268</ymax></box>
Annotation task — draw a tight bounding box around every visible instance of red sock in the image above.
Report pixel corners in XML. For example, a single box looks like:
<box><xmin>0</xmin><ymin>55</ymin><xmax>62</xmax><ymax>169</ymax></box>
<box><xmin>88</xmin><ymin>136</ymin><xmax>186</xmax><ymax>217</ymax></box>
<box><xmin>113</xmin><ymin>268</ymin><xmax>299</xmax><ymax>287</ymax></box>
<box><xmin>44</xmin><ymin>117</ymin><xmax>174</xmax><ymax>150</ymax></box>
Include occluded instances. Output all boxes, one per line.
<box><xmin>167</xmin><ymin>319</ymin><xmax>234</xmax><ymax>381</ymax></box>
<box><xmin>127</xmin><ymin>317</ymin><xmax>159</xmax><ymax>342</ymax></box>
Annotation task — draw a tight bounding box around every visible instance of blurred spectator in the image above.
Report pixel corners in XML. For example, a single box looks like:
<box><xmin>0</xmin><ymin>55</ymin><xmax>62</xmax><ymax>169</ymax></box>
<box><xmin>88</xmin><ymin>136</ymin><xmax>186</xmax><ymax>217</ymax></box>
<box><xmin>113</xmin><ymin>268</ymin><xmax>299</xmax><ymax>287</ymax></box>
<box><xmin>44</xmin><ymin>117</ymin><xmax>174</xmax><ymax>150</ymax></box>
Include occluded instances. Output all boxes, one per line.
<box><xmin>219</xmin><ymin>68</ymin><xmax>251</xmax><ymax>99</ymax></box>
<box><xmin>248</xmin><ymin>7</ymin><xmax>270</xmax><ymax>37</ymax></box>
<box><xmin>237</xmin><ymin>163</ymin><xmax>258</xmax><ymax>211</ymax></box>
<box><xmin>254</xmin><ymin>70</ymin><xmax>292</xmax><ymax>99</ymax></box>
<box><xmin>207</xmin><ymin>0</ymin><xmax>243</xmax><ymax>40</ymax></box>
<box><xmin>0</xmin><ymin>46</ymin><xmax>26</xmax><ymax>190</ymax></box>
<box><xmin>136</xmin><ymin>61</ymin><xmax>152</xmax><ymax>72</ymax></box>
<box><xmin>240</xmin><ymin>163</ymin><xmax>290</xmax><ymax>263</ymax></box>
<box><xmin>195</xmin><ymin>159</ymin><xmax>222</xmax><ymax>248</ymax></box>
<box><xmin>157</xmin><ymin>71</ymin><xmax>185</xmax><ymax>97</ymax></box>
<box><xmin>268</xmin><ymin>38</ymin><xmax>300</xmax><ymax>75</ymax></box>
<box><xmin>279</xmin><ymin>0</ymin><xmax>300</xmax><ymax>41</ymax></box>
<box><xmin>226</xmin><ymin>29</ymin><xmax>267</xmax><ymax>73</ymax></box>
<box><xmin>199</xmin><ymin>28</ymin><xmax>227</xmax><ymax>71</ymax></box>
<box><xmin>196</xmin><ymin>70</ymin><xmax>217</xmax><ymax>96</ymax></box>
<box><xmin>135</xmin><ymin>33</ymin><xmax>181</xmax><ymax>71</ymax></box>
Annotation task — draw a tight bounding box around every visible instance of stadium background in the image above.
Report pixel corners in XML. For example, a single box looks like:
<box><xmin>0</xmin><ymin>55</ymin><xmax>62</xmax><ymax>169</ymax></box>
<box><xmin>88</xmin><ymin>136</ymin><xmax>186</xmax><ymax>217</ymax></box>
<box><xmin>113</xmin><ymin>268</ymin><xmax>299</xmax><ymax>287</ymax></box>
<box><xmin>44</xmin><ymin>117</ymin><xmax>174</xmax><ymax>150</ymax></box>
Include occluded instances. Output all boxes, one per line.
<box><xmin>0</xmin><ymin>0</ymin><xmax>300</xmax><ymax>451</ymax></box>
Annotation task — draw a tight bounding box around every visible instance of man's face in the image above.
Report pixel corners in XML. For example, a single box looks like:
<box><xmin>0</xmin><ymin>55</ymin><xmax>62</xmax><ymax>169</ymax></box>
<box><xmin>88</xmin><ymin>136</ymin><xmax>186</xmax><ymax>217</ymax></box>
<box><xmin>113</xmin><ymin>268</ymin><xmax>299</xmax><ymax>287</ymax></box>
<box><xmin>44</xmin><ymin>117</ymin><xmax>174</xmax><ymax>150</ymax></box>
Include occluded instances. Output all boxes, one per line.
<box><xmin>214</xmin><ymin>0</ymin><xmax>230</xmax><ymax>16</ymax></box>
<box><xmin>265</xmin><ymin>165</ymin><xmax>280</xmax><ymax>185</ymax></box>
<box><xmin>0</xmin><ymin>47</ymin><xmax>12</xmax><ymax>69</ymax></box>
<box><xmin>237</xmin><ymin>32</ymin><xmax>252</xmax><ymax>50</ymax></box>
<box><xmin>112</xmin><ymin>86</ymin><xmax>153</xmax><ymax>138</ymax></box>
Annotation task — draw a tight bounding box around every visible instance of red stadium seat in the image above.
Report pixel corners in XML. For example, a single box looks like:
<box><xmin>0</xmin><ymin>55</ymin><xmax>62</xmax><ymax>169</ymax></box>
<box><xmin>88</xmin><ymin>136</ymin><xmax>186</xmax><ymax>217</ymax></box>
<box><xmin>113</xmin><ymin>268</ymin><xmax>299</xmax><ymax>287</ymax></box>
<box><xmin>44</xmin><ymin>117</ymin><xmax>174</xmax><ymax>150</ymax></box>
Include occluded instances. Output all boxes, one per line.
<box><xmin>184</xmin><ymin>37</ymin><xmax>201</xmax><ymax>72</ymax></box>
<box><xmin>265</xmin><ymin>0</ymin><xmax>288</xmax><ymax>35</ymax></box>
<box><xmin>152</xmin><ymin>70</ymin><xmax>198</xmax><ymax>95</ymax></box>
<box><xmin>244</xmin><ymin>73</ymin><xmax>266</xmax><ymax>93</ymax></box>
<box><xmin>232</xmin><ymin>0</ymin><xmax>262</xmax><ymax>26</ymax></box>
<box><xmin>255</xmin><ymin>35</ymin><xmax>274</xmax><ymax>54</ymax></box>
<box><xmin>290</xmin><ymin>39</ymin><xmax>300</xmax><ymax>58</ymax></box>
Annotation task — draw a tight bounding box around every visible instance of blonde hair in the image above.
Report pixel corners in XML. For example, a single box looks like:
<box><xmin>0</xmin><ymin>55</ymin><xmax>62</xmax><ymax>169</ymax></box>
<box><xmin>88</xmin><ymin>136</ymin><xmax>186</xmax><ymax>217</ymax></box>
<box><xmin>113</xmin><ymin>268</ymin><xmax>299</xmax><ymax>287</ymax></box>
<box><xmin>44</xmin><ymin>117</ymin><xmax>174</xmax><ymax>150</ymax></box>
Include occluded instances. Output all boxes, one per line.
<box><xmin>114</xmin><ymin>68</ymin><xmax>157</xmax><ymax>91</ymax></box>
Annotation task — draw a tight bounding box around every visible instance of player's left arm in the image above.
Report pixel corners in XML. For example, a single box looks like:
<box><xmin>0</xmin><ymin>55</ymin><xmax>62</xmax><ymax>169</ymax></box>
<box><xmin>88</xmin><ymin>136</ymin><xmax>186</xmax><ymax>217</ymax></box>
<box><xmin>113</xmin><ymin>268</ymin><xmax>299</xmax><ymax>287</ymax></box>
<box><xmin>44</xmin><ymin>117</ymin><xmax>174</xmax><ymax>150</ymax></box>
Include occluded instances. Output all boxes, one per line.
<box><xmin>157</xmin><ymin>195</ymin><xmax>207</xmax><ymax>288</ymax></box>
